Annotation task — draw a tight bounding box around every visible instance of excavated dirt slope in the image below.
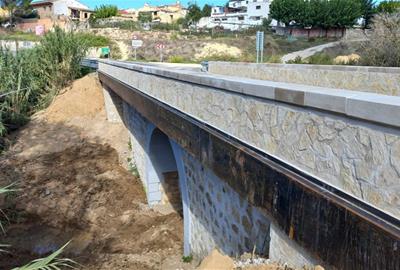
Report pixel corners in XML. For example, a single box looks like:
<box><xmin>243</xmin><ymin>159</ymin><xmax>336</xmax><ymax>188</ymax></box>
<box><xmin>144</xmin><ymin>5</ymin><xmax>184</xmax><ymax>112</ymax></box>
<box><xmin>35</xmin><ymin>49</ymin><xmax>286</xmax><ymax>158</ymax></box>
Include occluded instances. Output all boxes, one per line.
<box><xmin>0</xmin><ymin>74</ymin><xmax>195</xmax><ymax>269</ymax></box>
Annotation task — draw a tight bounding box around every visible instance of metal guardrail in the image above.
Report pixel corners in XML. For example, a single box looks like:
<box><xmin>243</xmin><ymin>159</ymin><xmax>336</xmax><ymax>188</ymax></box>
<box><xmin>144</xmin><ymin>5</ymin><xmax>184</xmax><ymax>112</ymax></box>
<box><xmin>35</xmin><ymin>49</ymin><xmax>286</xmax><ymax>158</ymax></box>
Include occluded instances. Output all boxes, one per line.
<box><xmin>81</xmin><ymin>58</ymin><xmax>99</xmax><ymax>69</ymax></box>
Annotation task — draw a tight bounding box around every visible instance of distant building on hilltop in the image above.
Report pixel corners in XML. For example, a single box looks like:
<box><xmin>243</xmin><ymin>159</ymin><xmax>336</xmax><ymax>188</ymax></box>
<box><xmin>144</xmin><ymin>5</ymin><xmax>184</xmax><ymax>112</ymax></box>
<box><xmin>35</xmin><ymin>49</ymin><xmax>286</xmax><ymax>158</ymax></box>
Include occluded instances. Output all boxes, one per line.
<box><xmin>135</xmin><ymin>1</ymin><xmax>187</xmax><ymax>24</ymax></box>
<box><xmin>31</xmin><ymin>0</ymin><xmax>93</xmax><ymax>21</ymax></box>
<box><xmin>198</xmin><ymin>0</ymin><xmax>272</xmax><ymax>31</ymax></box>
<box><xmin>16</xmin><ymin>0</ymin><xmax>93</xmax><ymax>33</ymax></box>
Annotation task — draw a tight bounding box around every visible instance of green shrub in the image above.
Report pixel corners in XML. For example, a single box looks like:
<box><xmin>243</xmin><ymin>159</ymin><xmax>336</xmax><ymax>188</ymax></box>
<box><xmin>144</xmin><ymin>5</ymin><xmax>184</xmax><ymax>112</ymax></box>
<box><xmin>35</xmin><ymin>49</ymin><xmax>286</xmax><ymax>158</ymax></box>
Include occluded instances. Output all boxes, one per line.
<box><xmin>91</xmin><ymin>20</ymin><xmax>140</xmax><ymax>31</ymax></box>
<box><xmin>198</xmin><ymin>53</ymin><xmax>239</xmax><ymax>62</ymax></box>
<box><xmin>75</xmin><ymin>32</ymin><xmax>111</xmax><ymax>47</ymax></box>
<box><xmin>307</xmin><ymin>53</ymin><xmax>334</xmax><ymax>65</ymax></box>
<box><xmin>267</xmin><ymin>55</ymin><xmax>283</xmax><ymax>63</ymax></box>
<box><xmin>118</xmin><ymin>21</ymin><xmax>140</xmax><ymax>30</ymax></box>
<box><xmin>182</xmin><ymin>255</ymin><xmax>193</xmax><ymax>263</ymax></box>
<box><xmin>152</xmin><ymin>23</ymin><xmax>180</xmax><ymax>31</ymax></box>
<box><xmin>168</xmin><ymin>55</ymin><xmax>187</xmax><ymax>63</ymax></box>
<box><xmin>286</xmin><ymin>56</ymin><xmax>304</xmax><ymax>64</ymax></box>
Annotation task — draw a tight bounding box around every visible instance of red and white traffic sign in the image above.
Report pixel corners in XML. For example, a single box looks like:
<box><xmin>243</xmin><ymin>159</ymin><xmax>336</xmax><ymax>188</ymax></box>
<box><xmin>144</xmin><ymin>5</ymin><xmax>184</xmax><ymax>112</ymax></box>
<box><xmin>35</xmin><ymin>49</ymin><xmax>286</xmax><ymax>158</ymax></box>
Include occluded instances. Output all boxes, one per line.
<box><xmin>156</xmin><ymin>43</ymin><xmax>166</xmax><ymax>49</ymax></box>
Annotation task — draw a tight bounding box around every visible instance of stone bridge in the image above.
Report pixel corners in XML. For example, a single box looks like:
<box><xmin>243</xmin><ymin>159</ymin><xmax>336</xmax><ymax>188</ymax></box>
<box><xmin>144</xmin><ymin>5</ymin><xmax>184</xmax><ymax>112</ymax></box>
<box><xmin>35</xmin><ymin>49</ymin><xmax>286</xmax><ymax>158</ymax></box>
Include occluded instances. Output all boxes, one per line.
<box><xmin>85</xmin><ymin>59</ymin><xmax>400</xmax><ymax>270</ymax></box>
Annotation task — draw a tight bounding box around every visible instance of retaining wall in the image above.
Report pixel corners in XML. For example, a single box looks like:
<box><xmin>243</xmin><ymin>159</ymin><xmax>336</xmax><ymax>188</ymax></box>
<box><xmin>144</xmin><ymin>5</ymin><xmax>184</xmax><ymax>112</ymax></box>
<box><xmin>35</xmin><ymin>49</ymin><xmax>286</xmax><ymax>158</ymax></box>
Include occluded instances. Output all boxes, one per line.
<box><xmin>208</xmin><ymin>62</ymin><xmax>400</xmax><ymax>96</ymax></box>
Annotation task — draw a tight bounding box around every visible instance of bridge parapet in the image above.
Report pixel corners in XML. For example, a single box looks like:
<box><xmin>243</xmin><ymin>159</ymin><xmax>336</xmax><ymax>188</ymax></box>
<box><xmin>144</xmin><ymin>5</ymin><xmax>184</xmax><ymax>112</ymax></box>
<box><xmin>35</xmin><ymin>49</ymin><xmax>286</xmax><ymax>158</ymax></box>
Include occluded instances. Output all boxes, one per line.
<box><xmin>208</xmin><ymin>61</ymin><xmax>400</xmax><ymax>96</ymax></box>
<box><xmin>98</xmin><ymin>60</ymin><xmax>400</xmax><ymax>269</ymax></box>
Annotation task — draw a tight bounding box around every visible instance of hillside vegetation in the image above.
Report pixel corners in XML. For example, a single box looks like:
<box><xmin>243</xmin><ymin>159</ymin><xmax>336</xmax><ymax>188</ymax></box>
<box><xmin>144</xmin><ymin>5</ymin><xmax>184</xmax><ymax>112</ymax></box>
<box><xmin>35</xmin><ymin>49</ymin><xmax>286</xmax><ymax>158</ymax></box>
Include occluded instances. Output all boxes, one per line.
<box><xmin>88</xmin><ymin>27</ymin><xmax>336</xmax><ymax>62</ymax></box>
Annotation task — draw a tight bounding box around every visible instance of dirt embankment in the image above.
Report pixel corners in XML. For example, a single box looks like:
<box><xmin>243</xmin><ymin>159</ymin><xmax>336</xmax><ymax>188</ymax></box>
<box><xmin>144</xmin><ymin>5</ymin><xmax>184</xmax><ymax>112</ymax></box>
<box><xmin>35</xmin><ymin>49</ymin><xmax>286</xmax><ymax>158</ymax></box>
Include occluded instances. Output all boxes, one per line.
<box><xmin>0</xmin><ymin>74</ymin><xmax>193</xmax><ymax>269</ymax></box>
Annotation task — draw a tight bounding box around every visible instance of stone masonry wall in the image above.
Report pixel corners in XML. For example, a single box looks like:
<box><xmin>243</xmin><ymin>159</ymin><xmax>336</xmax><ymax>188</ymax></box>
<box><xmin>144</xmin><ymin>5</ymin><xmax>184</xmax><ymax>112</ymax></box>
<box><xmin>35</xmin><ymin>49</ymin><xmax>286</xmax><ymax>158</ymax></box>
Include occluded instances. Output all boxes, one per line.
<box><xmin>208</xmin><ymin>62</ymin><xmax>400</xmax><ymax>96</ymax></box>
<box><xmin>183</xmin><ymin>149</ymin><xmax>270</xmax><ymax>258</ymax></box>
<box><xmin>101</xmin><ymin>63</ymin><xmax>400</xmax><ymax>219</ymax></box>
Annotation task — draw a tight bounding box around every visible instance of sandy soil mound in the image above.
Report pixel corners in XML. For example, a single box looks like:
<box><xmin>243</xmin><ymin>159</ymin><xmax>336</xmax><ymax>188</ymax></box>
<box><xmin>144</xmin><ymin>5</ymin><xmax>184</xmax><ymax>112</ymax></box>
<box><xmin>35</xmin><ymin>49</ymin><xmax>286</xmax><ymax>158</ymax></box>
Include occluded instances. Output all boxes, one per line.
<box><xmin>44</xmin><ymin>75</ymin><xmax>104</xmax><ymax>123</ymax></box>
<box><xmin>0</xmin><ymin>74</ymin><xmax>192</xmax><ymax>269</ymax></box>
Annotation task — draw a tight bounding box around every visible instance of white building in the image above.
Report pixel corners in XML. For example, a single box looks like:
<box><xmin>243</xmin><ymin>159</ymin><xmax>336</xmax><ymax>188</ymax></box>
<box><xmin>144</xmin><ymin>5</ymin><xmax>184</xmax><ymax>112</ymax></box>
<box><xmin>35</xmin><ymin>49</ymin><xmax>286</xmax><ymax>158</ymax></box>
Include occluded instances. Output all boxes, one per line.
<box><xmin>31</xmin><ymin>0</ymin><xmax>93</xmax><ymax>21</ymax></box>
<box><xmin>198</xmin><ymin>0</ymin><xmax>271</xmax><ymax>31</ymax></box>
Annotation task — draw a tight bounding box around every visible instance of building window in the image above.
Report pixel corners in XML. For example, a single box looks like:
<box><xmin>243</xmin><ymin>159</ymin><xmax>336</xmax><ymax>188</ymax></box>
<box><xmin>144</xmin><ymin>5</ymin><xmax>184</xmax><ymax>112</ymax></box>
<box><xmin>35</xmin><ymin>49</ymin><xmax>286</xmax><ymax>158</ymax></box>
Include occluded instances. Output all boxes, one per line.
<box><xmin>238</xmin><ymin>16</ymin><xmax>244</xmax><ymax>20</ymax></box>
<box><xmin>154</xmin><ymin>11</ymin><xmax>158</xmax><ymax>15</ymax></box>
<box><xmin>170</xmin><ymin>14</ymin><xmax>173</xmax><ymax>19</ymax></box>
<box><xmin>255</xmin><ymin>16</ymin><xmax>261</xmax><ymax>20</ymax></box>
<box><xmin>256</xmin><ymin>5</ymin><xmax>261</xmax><ymax>9</ymax></box>
<box><xmin>84</xmin><ymin>13</ymin><xmax>88</xmax><ymax>18</ymax></box>
<box><xmin>222</xmin><ymin>18</ymin><xmax>227</xmax><ymax>21</ymax></box>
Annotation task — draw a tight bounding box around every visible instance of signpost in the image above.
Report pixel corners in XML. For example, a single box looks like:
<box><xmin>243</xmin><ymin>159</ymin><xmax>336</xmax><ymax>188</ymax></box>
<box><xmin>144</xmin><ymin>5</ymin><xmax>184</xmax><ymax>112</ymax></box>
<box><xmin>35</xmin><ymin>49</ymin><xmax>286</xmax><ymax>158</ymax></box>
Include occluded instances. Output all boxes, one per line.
<box><xmin>256</xmin><ymin>31</ymin><xmax>264</xmax><ymax>63</ymax></box>
<box><xmin>131</xmin><ymin>35</ymin><xmax>143</xmax><ymax>61</ymax></box>
<box><xmin>156</xmin><ymin>43</ymin><xmax>166</xmax><ymax>62</ymax></box>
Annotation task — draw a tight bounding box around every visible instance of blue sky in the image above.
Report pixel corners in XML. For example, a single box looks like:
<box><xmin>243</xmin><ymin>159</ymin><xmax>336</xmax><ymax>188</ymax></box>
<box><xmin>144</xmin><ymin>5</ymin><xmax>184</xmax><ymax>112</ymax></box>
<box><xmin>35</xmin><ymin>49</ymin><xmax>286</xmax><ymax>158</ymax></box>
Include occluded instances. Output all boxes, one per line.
<box><xmin>74</xmin><ymin>0</ymin><xmax>226</xmax><ymax>9</ymax></box>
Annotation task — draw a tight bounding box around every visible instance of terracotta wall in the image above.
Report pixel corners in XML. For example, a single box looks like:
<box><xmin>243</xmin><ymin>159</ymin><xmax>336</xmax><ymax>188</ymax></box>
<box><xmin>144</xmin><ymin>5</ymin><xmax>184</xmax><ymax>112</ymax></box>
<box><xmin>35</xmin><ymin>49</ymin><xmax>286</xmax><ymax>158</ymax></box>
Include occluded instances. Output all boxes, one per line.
<box><xmin>275</xmin><ymin>27</ymin><xmax>346</xmax><ymax>38</ymax></box>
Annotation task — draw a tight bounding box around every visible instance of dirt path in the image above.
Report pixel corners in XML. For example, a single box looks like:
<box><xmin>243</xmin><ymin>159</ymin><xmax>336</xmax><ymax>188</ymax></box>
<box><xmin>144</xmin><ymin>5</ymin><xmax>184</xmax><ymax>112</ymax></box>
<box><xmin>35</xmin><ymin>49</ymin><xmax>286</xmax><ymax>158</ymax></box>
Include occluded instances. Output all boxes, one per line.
<box><xmin>0</xmin><ymin>74</ymin><xmax>194</xmax><ymax>269</ymax></box>
<box><xmin>281</xmin><ymin>38</ymin><xmax>366</xmax><ymax>63</ymax></box>
<box><xmin>281</xmin><ymin>41</ymin><xmax>342</xmax><ymax>62</ymax></box>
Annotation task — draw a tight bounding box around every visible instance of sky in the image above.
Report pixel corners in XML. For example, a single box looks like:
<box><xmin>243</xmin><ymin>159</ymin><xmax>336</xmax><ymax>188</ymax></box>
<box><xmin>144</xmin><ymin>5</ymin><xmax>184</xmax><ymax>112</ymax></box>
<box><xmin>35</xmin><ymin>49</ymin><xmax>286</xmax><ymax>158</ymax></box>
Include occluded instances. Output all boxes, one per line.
<box><xmin>75</xmin><ymin>0</ymin><xmax>226</xmax><ymax>9</ymax></box>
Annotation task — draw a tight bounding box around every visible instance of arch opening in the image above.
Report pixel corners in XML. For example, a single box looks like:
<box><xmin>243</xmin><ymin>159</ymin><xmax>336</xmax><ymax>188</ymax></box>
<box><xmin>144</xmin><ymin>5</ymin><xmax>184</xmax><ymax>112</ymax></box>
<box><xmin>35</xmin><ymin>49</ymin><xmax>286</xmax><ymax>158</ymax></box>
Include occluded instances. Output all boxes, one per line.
<box><xmin>148</xmin><ymin>128</ymin><xmax>183</xmax><ymax>215</ymax></box>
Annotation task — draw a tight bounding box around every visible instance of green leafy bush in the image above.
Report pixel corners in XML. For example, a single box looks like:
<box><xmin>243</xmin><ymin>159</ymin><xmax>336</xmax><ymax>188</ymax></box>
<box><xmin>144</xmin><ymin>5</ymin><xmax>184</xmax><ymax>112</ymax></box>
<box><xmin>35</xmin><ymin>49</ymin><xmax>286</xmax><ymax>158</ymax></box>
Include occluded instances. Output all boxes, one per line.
<box><xmin>168</xmin><ymin>55</ymin><xmax>187</xmax><ymax>63</ymax></box>
<box><xmin>307</xmin><ymin>53</ymin><xmax>334</xmax><ymax>65</ymax></box>
<box><xmin>75</xmin><ymin>32</ymin><xmax>111</xmax><ymax>47</ymax></box>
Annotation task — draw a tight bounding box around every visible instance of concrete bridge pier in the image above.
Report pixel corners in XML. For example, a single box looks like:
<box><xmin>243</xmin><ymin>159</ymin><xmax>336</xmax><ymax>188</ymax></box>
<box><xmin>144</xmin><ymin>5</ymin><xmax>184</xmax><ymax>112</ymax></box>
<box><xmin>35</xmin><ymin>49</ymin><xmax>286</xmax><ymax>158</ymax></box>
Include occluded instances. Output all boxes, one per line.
<box><xmin>101</xmin><ymin>84</ymin><xmax>321</xmax><ymax>267</ymax></box>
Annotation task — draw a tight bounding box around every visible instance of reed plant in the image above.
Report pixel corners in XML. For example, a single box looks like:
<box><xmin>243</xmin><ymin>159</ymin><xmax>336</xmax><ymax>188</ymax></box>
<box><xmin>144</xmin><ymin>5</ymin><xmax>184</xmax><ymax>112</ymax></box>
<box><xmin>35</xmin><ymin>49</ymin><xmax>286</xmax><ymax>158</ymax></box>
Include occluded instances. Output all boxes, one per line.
<box><xmin>0</xmin><ymin>27</ymin><xmax>88</xmax><ymax>150</ymax></box>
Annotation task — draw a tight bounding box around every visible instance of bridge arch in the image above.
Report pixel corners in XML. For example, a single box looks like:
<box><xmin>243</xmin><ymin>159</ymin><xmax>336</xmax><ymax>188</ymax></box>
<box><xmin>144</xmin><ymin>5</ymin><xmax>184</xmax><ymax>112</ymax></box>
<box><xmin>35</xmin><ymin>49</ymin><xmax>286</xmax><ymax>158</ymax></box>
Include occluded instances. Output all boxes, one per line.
<box><xmin>145</xmin><ymin>124</ymin><xmax>191</xmax><ymax>255</ymax></box>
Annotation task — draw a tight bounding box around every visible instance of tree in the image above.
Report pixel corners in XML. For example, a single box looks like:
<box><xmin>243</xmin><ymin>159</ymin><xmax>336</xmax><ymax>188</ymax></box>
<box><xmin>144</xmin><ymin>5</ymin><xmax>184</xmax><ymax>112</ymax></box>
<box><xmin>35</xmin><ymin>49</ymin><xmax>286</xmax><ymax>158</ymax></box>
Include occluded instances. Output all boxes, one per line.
<box><xmin>269</xmin><ymin>0</ymin><xmax>304</xmax><ymax>26</ymax></box>
<box><xmin>93</xmin><ymin>4</ymin><xmax>118</xmax><ymax>19</ymax></box>
<box><xmin>359</xmin><ymin>0</ymin><xmax>376</xmax><ymax>28</ymax></box>
<box><xmin>270</xmin><ymin>0</ymin><xmax>363</xmax><ymax>28</ymax></box>
<box><xmin>377</xmin><ymin>0</ymin><xmax>400</xmax><ymax>13</ymax></box>
<box><xmin>138</xmin><ymin>11</ymin><xmax>152</xmax><ymax>23</ymax></box>
<box><xmin>0</xmin><ymin>0</ymin><xmax>32</xmax><ymax>23</ymax></box>
<box><xmin>202</xmin><ymin>4</ymin><xmax>212</xmax><ymax>17</ymax></box>
<box><xmin>186</xmin><ymin>3</ymin><xmax>202</xmax><ymax>25</ymax></box>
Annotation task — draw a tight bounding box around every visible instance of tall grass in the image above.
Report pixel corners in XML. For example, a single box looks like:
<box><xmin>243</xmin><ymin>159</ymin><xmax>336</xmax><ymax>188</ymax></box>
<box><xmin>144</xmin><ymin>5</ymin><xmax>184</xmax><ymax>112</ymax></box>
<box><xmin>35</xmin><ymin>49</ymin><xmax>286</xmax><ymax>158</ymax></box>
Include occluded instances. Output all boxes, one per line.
<box><xmin>0</xmin><ymin>27</ymin><xmax>88</xmax><ymax>150</ymax></box>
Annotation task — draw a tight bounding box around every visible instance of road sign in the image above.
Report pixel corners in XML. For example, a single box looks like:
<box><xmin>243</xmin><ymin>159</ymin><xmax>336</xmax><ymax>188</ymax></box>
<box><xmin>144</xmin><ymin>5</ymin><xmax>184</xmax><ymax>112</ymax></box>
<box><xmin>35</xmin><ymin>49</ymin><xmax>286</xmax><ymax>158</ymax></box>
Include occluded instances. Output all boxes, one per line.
<box><xmin>131</xmin><ymin>36</ymin><xmax>143</xmax><ymax>61</ymax></box>
<box><xmin>256</xmin><ymin>31</ymin><xmax>264</xmax><ymax>63</ymax></box>
<box><xmin>156</xmin><ymin>43</ymin><xmax>166</xmax><ymax>49</ymax></box>
<box><xmin>131</xmin><ymin>39</ymin><xmax>143</xmax><ymax>48</ymax></box>
<box><xmin>155</xmin><ymin>43</ymin><xmax>166</xmax><ymax>62</ymax></box>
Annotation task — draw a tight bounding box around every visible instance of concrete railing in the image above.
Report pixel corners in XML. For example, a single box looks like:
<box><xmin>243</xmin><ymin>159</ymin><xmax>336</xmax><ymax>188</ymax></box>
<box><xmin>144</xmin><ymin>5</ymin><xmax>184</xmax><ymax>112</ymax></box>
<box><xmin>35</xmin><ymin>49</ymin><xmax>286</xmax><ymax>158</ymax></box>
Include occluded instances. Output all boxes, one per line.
<box><xmin>99</xmin><ymin>59</ymin><xmax>400</xmax><ymax>128</ymax></box>
<box><xmin>208</xmin><ymin>61</ymin><xmax>400</xmax><ymax>96</ymax></box>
